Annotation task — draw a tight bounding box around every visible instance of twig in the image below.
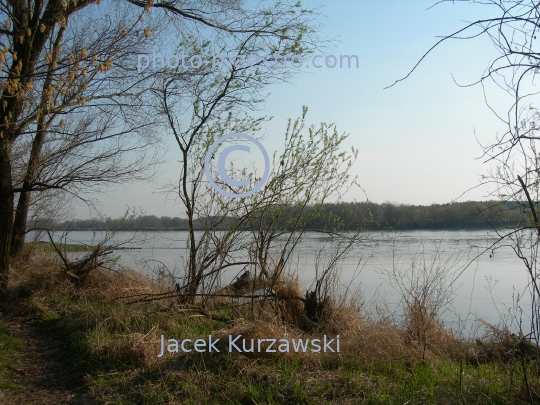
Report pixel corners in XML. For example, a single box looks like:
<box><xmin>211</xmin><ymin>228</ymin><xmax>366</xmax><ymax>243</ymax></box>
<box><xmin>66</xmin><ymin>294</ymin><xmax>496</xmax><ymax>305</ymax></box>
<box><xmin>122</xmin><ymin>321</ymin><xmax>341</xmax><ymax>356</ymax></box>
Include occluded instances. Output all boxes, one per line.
<box><xmin>520</xmin><ymin>350</ymin><xmax>535</xmax><ymax>405</ymax></box>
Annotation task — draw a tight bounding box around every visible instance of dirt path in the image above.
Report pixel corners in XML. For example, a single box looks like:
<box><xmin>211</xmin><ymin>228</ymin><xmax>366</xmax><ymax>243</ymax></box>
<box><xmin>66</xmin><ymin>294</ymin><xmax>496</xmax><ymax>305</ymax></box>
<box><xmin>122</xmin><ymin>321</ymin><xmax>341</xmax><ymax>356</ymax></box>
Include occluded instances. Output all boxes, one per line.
<box><xmin>0</xmin><ymin>318</ymin><xmax>87</xmax><ymax>405</ymax></box>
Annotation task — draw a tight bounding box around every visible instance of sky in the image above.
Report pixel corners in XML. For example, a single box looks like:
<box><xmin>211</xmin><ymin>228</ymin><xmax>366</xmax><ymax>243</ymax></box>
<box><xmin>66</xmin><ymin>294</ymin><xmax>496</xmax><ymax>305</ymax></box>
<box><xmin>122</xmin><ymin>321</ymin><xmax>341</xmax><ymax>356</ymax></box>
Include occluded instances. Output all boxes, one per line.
<box><xmin>75</xmin><ymin>0</ymin><xmax>513</xmax><ymax>219</ymax></box>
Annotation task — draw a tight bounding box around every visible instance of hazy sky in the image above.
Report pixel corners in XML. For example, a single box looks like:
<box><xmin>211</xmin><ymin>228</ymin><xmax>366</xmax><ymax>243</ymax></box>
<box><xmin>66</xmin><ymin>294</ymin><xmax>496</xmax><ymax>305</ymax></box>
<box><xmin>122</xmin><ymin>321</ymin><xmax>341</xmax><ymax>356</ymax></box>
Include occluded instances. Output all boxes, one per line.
<box><xmin>76</xmin><ymin>1</ymin><xmax>511</xmax><ymax>219</ymax></box>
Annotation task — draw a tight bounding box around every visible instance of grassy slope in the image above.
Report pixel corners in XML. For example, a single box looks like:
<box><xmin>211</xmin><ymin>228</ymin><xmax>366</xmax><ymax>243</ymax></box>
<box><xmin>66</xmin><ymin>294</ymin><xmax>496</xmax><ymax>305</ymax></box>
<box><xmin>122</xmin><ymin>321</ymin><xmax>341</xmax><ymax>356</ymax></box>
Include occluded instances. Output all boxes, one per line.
<box><xmin>1</xmin><ymin>251</ymin><xmax>538</xmax><ymax>404</ymax></box>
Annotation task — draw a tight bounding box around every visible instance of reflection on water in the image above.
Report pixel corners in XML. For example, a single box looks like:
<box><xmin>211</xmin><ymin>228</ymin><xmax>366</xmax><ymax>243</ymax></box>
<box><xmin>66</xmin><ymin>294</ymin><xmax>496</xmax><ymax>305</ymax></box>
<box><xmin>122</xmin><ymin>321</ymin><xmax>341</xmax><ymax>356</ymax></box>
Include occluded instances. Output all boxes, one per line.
<box><xmin>31</xmin><ymin>229</ymin><xmax>534</xmax><ymax>336</ymax></box>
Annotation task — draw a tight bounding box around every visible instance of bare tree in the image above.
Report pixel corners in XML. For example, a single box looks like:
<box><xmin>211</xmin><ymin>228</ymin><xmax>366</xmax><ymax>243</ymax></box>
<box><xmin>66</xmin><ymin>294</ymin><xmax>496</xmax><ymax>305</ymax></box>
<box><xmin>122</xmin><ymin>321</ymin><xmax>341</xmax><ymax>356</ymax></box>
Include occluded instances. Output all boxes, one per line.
<box><xmin>392</xmin><ymin>0</ymin><xmax>540</xmax><ymax>397</ymax></box>
<box><xmin>0</xmin><ymin>0</ymin><xmax>322</xmax><ymax>294</ymax></box>
<box><xmin>145</xmin><ymin>4</ymin><xmax>329</xmax><ymax>302</ymax></box>
<box><xmin>161</xmin><ymin>78</ymin><xmax>361</xmax><ymax>305</ymax></box>
<box><xmin>7</xmin><ymin>5</ymin><xmax>166</xmax><ymax>257</ymax></box>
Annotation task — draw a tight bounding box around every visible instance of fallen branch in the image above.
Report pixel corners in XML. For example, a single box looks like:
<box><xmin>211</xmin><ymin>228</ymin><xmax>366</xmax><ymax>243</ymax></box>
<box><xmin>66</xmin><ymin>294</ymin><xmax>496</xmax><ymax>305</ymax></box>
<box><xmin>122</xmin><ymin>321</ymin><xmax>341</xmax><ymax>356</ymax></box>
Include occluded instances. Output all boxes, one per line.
<box><xmin>123</xmin><ymin>290</ymin><xmax>307</xmax><ymax>305</ymax></box>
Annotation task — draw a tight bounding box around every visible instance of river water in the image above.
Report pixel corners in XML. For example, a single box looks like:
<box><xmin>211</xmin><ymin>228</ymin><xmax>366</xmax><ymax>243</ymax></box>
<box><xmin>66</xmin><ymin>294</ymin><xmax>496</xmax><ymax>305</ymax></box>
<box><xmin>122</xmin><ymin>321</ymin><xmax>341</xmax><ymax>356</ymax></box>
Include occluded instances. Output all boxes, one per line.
<box><xmin>34</xmin><ymin>229</ymin><xmax>536</xmax><ymax>337</ymax></box>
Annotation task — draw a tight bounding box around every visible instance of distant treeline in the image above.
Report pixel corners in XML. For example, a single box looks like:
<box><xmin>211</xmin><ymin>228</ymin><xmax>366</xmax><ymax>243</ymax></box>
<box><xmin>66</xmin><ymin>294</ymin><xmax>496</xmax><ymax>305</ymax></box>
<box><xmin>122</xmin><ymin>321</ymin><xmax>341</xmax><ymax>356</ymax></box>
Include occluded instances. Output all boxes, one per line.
<box><xmin>45</xmin><ymin>201</ymin><xmax>525</xmax><ymax>231</ymax></box>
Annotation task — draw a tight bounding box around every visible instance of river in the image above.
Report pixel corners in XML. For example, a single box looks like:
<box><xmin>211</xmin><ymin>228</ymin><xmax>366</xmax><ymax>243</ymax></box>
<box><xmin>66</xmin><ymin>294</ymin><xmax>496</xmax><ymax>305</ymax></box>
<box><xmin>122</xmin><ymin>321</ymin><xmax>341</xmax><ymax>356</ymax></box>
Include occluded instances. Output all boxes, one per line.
<box><xmin>33</xmin><ymin>229</ymin><xmax>535</xmax><ymax>337</ymax></box>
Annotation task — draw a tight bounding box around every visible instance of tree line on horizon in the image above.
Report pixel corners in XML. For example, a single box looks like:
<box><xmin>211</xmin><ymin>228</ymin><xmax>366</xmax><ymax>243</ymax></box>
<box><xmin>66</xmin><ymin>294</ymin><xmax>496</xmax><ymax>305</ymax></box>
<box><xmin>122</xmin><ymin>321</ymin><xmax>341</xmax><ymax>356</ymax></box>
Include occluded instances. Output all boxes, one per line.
<box><xmin>44</xmin><ymin>200</ymin><xmax>521</xmax><ymax>231</ymax></box>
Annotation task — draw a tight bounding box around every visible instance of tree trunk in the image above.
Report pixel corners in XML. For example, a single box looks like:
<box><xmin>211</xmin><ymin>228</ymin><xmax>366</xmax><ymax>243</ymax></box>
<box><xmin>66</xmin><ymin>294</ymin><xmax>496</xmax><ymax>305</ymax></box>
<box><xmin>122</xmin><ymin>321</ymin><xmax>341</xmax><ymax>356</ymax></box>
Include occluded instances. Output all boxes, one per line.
<box><xmin>184</xmin><ymin>205</ymin><xmax>199</xmax><ymax>304</ymax></box>
<box><xmin>10</xmin><ymin>126</ymin><xmax>45</xmax><ymax>257</ymax></box>
<box><xmin>0</xmin><ymin>140</ymin><xmax>13</xmax><ymax>294</ymax></box>
<box><xmin>10</xmin><ymin>189</ymin><xmax>30</xmax><ymax>257</ymax></box>
<box><xmin>10</xmin><ymin>22</ymin><xmax>65</xmax><ymax>258</ymax></box>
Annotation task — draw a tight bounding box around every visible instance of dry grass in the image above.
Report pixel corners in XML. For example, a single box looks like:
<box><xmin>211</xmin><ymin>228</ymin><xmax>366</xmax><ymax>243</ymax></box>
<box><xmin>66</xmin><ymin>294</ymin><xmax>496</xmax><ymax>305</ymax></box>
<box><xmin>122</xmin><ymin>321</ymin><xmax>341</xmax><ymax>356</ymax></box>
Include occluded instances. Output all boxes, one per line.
<box><xmin>274</xmin><ymin>275</ymin><xmax>305</xmax><ymax>326</ymax></box>
<box><xmin>7</xmin><ymin>248</ymin><xmax>470</xmax><ymax>370</ymax></box>
<box><xmin>212</xmin><ymin>320</ymin><xmax>302</xmax><ymax>358</ymax></box>
<box><xmin>403</xmin><ymin>301</ymin><xmax>466</xmax><ymax>361</ymax></box>
<box><xmin>10</xmin><ymin>247</ymin><xmax>168</xmax><ymax>300</ymax></box>
<box><xmin>465</xmin><ymin>319</ymin><xmax>540</xmax><ymax>367</ymax></box>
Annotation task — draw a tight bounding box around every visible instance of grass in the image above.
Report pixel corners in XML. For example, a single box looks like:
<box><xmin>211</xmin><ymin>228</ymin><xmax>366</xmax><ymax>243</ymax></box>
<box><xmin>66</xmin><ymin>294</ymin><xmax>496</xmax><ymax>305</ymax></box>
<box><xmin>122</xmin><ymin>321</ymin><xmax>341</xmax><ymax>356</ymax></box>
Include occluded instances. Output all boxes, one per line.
<box><xmin>0</xmin><ymin>319</ymin><xmax>22</xmax><ymax>389</ymax></box>
<box><xmin>1</xmin><ymin>248</ymin><xmax>539</xmax><ymax>403</ymax></box>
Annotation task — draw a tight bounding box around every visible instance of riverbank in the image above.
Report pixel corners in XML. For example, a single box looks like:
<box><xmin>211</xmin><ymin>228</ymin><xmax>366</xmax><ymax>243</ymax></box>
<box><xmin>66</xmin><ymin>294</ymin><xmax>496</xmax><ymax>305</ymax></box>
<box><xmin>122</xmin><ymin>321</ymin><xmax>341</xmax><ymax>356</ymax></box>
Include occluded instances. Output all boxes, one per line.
<box><xmin>0</xmin><ymin>248</ymin><xmax>538</xmax><ymax>404</ymax></box>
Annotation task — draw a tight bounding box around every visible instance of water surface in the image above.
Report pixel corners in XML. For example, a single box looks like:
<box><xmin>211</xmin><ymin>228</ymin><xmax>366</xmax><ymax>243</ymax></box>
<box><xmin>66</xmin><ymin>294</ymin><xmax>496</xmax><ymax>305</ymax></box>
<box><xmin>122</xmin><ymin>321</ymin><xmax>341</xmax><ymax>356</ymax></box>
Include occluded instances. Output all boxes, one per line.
<box><xmin>32</xmin><ymin>229</ymin><xmax>534</xmax><ymax>336</ymax></box>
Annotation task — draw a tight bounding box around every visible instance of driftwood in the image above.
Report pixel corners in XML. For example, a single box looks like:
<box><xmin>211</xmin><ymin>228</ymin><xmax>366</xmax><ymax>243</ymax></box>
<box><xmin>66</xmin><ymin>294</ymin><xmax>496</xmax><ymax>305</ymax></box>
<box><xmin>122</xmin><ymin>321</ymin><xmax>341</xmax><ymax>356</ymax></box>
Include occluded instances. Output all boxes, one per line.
<box><xmin>231</xmin><ymin>271</ymin><xmax>251</xmax><ymax>292</ymax></box>
<box><xmin>214</xmin><ymin>271</ymin><xmax>267</xmax><ymax>296</ymax></box>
